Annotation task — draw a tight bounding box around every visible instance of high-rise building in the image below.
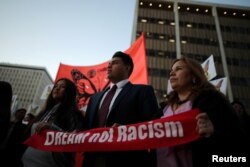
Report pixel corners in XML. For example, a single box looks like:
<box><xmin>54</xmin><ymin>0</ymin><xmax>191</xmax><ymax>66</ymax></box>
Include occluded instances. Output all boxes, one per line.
<box><xmin>0</xmin><ymin>63</ymin><xmax>53</xmax><ymax>112</ymax></box>
<box><xmin>132</xmin><ymin>0</ymin><xmax>250</xmax><ymax>112</ymax></box>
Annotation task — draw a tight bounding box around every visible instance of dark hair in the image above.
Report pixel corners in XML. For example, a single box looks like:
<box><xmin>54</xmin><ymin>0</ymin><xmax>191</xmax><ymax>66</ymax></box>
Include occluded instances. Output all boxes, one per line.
<box><xmin>231</xmin><ymin>100</ymin><xmax>245</xmax><ymax>108</ymax></box>
<box><xmin>47</xmin><ymin>78</ymin><xmax>77</xmax><ymax>109</ymax></box>
<box><xmin>231</xmin><ymin>100</ymin><xmax>246</xmax><ymax>113</ymax></box>
<box><xmin>0</xmin><ymin>81</ymin><xmax>13</xmax><ymax>120</ymax></box>
<box><xmin>112</xmin><ymin>51</ymin><xmax>134</xmax><ymax>77</ymax></box>
<box><xmin>0</xmin><ymin>81</ymin><xmax>12</xmax><ymax>143</ymax></box>
<box><xmin>167</xmin><ymin>57</ymin><xmax>215</xmax><ymax>104</ymax></box>
<box><xmin>15</xmin><ymin>108</ymin><xmax>27</xmax><ymax>113</ymax></box>
<box><xmin>35</xmin><ymin>78</ymin><xmax>78</xmax><ymax>129</ymax></box>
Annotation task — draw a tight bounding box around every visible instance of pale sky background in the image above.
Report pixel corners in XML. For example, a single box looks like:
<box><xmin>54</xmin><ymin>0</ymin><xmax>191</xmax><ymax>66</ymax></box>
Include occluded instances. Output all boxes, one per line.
<box><xmin>1</xmin><ymin>0</ymin><xmax>250</xmax><ymax>80</ymax></box>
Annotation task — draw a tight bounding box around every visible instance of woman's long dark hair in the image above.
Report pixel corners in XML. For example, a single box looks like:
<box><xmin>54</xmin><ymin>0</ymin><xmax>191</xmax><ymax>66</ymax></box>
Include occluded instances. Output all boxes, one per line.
<box><xmin>167</xmin><ymin>57</ymin><xmax>216</xmax><ymax>105</ymax></box>
<box><xmin>45</xmin><ymin>78</ymin><xmax>77</xmax><ymax>111</ymax></box>
<box><xmin>35</xmin><ymin>78</ymin><xmax>79</xmax><ymax>131</ymax></box>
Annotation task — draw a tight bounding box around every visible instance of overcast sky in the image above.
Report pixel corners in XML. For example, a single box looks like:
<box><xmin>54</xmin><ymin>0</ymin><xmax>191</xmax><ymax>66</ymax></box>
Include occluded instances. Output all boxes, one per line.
<box><xmin>1</xmin><ymin>0</ymin><xmax>249</xmax><ymax>80</ymax></box>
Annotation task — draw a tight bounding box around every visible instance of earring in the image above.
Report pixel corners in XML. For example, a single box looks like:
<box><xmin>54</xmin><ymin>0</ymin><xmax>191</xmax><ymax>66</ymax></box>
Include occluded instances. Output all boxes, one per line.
<box><xmin>192</xmin><ymin>78</ymin><xmax>196</xmax><ymax>84</ymax></box>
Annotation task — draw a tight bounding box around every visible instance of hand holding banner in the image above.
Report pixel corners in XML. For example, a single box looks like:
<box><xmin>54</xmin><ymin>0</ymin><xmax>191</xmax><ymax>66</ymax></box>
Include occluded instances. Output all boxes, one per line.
<box><xmin>24</xmin><ymin>108</ymin><xmax>200</xmax><ymax>152</ymax></box>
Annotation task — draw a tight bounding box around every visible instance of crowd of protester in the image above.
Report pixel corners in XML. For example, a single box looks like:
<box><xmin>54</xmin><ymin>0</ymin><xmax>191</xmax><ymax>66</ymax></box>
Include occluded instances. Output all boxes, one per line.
<box><xmin>0</xmin><ymin>52</ymin><xmax>249</xmax><ymax>167</ymax></box>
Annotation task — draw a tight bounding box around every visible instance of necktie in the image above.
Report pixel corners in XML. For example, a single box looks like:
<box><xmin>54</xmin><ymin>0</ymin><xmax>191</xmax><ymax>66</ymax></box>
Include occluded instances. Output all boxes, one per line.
<box><xmin>98</xmin><ymin>85</ymin><xmax>117</xmax><ymax>127</ymax></box>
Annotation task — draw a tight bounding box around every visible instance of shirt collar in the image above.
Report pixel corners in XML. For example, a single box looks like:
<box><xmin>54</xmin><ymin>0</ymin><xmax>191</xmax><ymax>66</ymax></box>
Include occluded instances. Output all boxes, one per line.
<box><xmin>110</xmin><ymin>79</ymin><xmax>129</xmax><ymax>89</ymax></box>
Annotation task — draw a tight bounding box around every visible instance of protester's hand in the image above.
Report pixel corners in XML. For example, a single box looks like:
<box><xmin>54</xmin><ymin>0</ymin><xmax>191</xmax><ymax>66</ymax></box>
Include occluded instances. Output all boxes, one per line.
<box><xmin>35</xmin><ymin>122</ymin><xmax>52</xmax><ymax>133</ymax></box>
<box><xmin>111</xmin><ymin>123</ymin><xmax>121</xmax><ymax>127</ymax></box>
<box><xmin>196</xmin><ymin>112</ymin><xmax>214</xmax><ymax>138</ymax></box>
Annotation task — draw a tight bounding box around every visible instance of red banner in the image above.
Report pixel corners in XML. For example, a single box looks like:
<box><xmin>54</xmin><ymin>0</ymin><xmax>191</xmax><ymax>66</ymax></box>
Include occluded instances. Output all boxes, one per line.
<box><xmin>24</xmin><ymin>109</ymin><xmax>200</xmax><ymax>152</ymax></box>
<box><xmin>55</xmin><ymin>33</ymin><xmax>148</xmax><ymax>110</ymax></box>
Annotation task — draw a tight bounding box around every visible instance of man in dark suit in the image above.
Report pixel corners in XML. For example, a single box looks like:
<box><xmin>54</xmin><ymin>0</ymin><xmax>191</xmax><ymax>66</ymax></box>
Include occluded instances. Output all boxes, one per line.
<box><xmin>82</xmin><ymin>51</ymin><xmax>160</xmax><ymax>167</ymax></box>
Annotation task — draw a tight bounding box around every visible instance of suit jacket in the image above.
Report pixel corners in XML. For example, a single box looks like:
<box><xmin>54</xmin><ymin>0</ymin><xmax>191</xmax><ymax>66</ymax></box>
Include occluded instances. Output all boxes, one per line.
<box><xmin>191</xmin><ymin>88</ymin><xmax>248</xmax><ymax>167</ymax></box>
<box><xmin>83</xmin><ymin>82</ymin><xmax>160</xmax><ymax>167</ymax></box>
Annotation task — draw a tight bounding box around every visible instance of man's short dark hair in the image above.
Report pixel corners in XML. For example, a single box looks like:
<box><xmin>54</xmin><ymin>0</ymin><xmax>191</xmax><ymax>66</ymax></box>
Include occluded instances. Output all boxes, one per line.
<box><xmin>231</xmin><ymin>100</ymin><xmax>245</xmax><ymax>111</ymax></box>
<box><xmin>112</xmin><ymin>51</ymin><xmax>134</xmax><ymax>76</ymax></box>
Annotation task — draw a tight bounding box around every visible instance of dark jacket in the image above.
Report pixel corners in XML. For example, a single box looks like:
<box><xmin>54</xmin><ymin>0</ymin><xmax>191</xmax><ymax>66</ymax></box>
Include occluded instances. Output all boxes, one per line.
<box><xmin>191</xmin><ymin>88</ymin><xmax>249</xmax><ymax>167</ymax></box>
<box><xmin>52</xmin><ymin>108</ymin><xmax>85</xmax><ymax>167</ymax></box>
<box><xmin>83</xmin><ymin>82</ymin><xmax>160</xmax><ymax>167</ymax></box>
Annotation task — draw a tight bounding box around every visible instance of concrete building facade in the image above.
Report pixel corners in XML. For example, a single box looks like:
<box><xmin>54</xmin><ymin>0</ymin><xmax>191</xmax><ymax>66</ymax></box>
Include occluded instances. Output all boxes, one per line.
<box><xmin>0</xmin><ymin>63</ymin><xmax>53</xmax><ymax>113</ymax></box>
<box><xmin>132</xmin><ymin>0</ymin><xmax>250</xmax><ymax>112</ymax></box>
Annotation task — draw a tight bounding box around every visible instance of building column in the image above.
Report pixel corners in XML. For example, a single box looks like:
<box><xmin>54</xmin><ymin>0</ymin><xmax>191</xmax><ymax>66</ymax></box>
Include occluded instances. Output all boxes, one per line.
<box><xmin>212</xmin><ymin>6</ymin><xmax>233</xmax><ymax>101</ymax></box>
<box><xmin>131</xmin><ymin>0</ymin><xmax>139</xmax><ymax>43</ymax></box>
<box><xmin>174</xmin><ymin>2</ymin><xmax>181</xmax><ymax>58</ymax></box>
